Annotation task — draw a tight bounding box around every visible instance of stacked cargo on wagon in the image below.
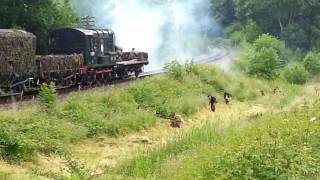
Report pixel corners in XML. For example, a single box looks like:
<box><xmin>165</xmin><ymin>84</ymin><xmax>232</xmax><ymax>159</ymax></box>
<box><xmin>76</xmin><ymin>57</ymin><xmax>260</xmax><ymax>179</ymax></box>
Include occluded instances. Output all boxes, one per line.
<box><xmin>117</xmin><ymin>51</ymin><xmax>149</xmax><ymax>78</ymax></box>
<box><xmin>35</xmin><ymin>54</ymin><xmax>84</xmax><ymax>87</ymax></box>
<box><xmin>0</xmin><ymin>29</ymin><xmax>36</xmax><ymax>94</ymax></box>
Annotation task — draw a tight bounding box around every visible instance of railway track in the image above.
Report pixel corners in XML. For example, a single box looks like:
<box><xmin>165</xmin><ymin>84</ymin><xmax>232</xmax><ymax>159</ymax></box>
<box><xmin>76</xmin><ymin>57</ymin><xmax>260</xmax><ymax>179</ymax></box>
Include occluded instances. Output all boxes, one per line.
<box><xmin>0</xmin><ymin>46</ymin><xmax>232</xmax><ymax>106</ymax></box>
<box><xmin>0</xmin><ymin>73</ymin><xmax>158</xmax><ymax>105</ymax></box>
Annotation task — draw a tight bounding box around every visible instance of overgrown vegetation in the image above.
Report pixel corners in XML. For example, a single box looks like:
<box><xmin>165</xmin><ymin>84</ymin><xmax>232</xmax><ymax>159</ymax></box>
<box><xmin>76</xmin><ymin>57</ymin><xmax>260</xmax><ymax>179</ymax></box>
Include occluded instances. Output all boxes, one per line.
<box><xmin>0</xmin><ymin>61</ymin><xmax>318</xmax><ymax>179</ymax></box>
<box><xmin>39</xmin><ymin>82</ymin><xmax>57</xmax><ymax>112</ymax></box>
<box><xmin>0</xmin><ymin>62</ymin><xmax>285</xmax><ymax>162</ymax></box>
<box><xmin>211</xmin><ymin>0</ymin><xmax>320</xmax><ymax>83</ymax></box>
<box><xmin>0</xmin><ymin>63</ymin><xmax>229</xmax><ymax>161</ymax></box>
<box><xmin>109</xmin><ymin>97</ymin><xmax>320</xmax><ymax>180</ymax></box>
<box><xmin>211</xmin><ymin>0</ymin><xmax>320</xmax><ymax>51</ymax></box>
<box><xmin>235</xmin><ymin>34</ymin><xmax>319</xmax><ymax>84</ymax></box>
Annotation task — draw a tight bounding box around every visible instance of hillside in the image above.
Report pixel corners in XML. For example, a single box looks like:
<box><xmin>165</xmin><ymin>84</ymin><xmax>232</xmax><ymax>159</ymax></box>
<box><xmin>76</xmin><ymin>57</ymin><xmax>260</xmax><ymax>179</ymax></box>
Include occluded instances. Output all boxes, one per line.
<box><xmin>0</xmin><ymin>60</ymin><xmax>319</xmax><ymax>179</ymax></box>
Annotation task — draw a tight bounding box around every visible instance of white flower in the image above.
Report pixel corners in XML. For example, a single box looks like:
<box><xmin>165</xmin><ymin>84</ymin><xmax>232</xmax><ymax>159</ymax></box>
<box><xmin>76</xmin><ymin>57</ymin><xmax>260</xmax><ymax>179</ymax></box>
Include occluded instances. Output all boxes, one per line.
<box><xmin>310</xmin><ymin>117</ymin><xmax>317</xmax><ymax>123</ymax></box>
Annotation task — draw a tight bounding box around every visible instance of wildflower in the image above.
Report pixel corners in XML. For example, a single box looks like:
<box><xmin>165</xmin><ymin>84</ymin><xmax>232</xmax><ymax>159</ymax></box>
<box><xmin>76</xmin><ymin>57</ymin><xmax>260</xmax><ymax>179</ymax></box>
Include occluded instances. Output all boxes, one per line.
<box><xmin>309</xmin><ymin>117</ymin><xmax>316</xmax><ymax>123</ymax></box>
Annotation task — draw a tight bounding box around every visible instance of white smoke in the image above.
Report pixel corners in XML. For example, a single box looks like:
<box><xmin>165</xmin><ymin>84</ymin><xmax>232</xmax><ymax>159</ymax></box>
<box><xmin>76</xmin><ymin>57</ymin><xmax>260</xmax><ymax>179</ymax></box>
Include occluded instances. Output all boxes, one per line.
<box><xmin>71</xmin><ymin>0</ymin><xmax>221</xmax><ymax>70</ymax></box>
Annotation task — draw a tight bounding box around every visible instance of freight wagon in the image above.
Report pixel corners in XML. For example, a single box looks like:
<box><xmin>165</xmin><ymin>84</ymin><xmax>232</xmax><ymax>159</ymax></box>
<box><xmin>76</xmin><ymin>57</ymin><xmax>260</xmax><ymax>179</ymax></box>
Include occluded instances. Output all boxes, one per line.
<box><xmin>0</xmin><ymin>28</ymin><xmax>149</xmax><ymax>95</ymax></box>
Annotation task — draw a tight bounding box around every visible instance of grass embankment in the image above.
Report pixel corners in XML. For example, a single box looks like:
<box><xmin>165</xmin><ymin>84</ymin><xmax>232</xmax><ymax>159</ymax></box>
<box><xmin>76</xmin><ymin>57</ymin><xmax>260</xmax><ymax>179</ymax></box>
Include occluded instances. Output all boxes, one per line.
<box><xmin>0</xmin><ymin>63</ymin><xmax>280</xmax><ymax>161</ymax></box>
<box><xmin>107</xmin><ymin>91</ymin><xmax>320</xmax><ymax>180</ymax></box>
<box><xmin>0</xmin><ymin>63</ymin><xmax>309</xmax><ymax>179</ymax></box>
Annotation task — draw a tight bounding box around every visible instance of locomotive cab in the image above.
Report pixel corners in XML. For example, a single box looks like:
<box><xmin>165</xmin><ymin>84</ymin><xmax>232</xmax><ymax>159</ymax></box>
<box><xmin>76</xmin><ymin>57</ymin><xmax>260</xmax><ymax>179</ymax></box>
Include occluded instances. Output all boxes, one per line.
<box><xmin>48</xmin><ymin>28</ymin><xmax>117</xmax><ymax>68</ymax></box>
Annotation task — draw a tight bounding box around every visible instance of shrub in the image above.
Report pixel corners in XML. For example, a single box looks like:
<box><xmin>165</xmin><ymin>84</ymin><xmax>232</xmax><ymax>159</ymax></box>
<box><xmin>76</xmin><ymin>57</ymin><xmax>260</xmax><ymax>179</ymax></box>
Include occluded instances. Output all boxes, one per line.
<box><xmin>164</xmin><ymin>61</ymin><xmax>185</xmax><ymax>81</ymax></box>
<box><xmin>281</xmin><ymin>63</ymin><xmax>309</xmax><ymax>84</ymax></box>
<box><xmin>254</xmin><ymin>34</ymin><xmax>288</xmax><ymax>67</ymax></box>
<box><xmin>303</xmin><ymin>52</ymin><xmax>320</xmax><ymax>75</ymax></box>
<box><xmin>236</xmin><ymin>34</ymin><xmax>289</xmax><ymax>79</ymax></box>
<box><xmin>39</xmin><ymin>82</ymin><xmax>57</xmax><ymax>112</ymax></box>
<box><xmin>248</xmin><ymin>47</ymin><xmax>280</xmax><ymax>80</ymax></box>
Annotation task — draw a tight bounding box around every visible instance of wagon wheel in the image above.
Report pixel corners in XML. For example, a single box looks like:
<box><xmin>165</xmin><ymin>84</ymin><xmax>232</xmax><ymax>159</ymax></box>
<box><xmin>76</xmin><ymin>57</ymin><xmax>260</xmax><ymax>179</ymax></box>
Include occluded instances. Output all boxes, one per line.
<box><xmin>135</xmin><ymin>70</ymin><xmax>140</xmax><ymax>78</ymax></box>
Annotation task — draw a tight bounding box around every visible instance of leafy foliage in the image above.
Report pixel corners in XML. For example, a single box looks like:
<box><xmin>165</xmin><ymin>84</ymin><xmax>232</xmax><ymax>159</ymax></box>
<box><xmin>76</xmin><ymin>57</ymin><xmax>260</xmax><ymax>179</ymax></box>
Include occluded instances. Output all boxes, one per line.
<box><xmin>281</xmin><ymin>63</ymin><xmax>309</xmax><ymax>84</ymax></box>
<box><xmin>116</xmin><ymin>101</ymin><xmax>320</xmax><ymax>180</ymax></box>
<box><xmin>164</xmin><ymin>61</ymin><xmax>185</xmax><ymax>81</ymax></box>
<box><xmin>39</xmin><ymin>82</ymin><xmax>57</xmax><ymax>112</ymax></box>
<box><xmin>0</xmin><ymin>0</ymin><xmax>78</xmax><ymax>53</ymax></box>
<box><xmin>248</xmin><ymin>47</ymin><xmax>280</xmax><ymax>80</ymax></box>
<box><xmin>303</xmin><ymin>52</ymin><xmax>320</xmax><ymax>75</ymax></box>
<box><xmin>238</xmin><ymin>34</ymin><xmax>285</xmax><ymax>80</ymax></box>
<box><xmin>212</xmin><ymin>0</ymin><xmax>320</xmax><ymax>50</ymax></box>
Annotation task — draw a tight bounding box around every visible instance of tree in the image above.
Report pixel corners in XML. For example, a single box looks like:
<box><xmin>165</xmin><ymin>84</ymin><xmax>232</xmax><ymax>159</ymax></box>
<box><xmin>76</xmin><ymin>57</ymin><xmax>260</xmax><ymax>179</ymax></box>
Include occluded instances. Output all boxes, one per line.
<box><xmin>0</xmin><ymin>0</ymin><xmax>78</xmax><ymax>54</ymax></box>
<box><xmin>210</xmin><ymin>0</ymin><xmax>236</xmax><ymax>26</ymax></box>
<box><xmin>229</xmin><ymin>0</ymin><xmax>320</xmax><ymax>50</ymax></box>
<box><xmin>248</xmin><ymin>47</ymin><xmax>280</xmax><ymax>80</ymax></box>
<box><xmin>280</xmin><ymin>23</ymin><xmax>310</xmax><ymax>50</ymax></box>
<box><xmin>226</xmin><ymin>20</ymin><xmax>263</xmax><ymax>44</ymax></box>
<box><xmin>303</xmin><ymin>52</ymin><xmax>320</xmax><ymax>75</ymax></box>
<box><xmin>281</xmin><ymin>63</ymin><xmax>309</xmax><ymax>84</ymax></box>
<box><xmin>253</xmin><ymin>34</ymin><xmax>288</xmax><ymax>67</ymax></box>
<box><xmin>311</xmin><ymin>16</ymin><xmax>320</xmax><ymax>51</ymax></box>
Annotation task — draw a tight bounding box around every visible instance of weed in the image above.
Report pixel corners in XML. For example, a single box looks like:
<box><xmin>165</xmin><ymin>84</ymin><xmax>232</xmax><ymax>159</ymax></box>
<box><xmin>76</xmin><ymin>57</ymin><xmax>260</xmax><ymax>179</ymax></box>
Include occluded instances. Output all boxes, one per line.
<box><xmin>39</xmin><ymin>82</ymin><xmax>57</xmax><ymax>112</ymax></box>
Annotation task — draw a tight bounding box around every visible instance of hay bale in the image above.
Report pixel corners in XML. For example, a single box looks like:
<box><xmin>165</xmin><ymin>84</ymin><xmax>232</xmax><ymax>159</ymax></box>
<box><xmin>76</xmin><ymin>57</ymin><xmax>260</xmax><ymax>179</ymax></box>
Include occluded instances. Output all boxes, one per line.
<box><xmin>0</xmin><ymin>29</ymin><xmax>36</xmax><ymax>76</ymax></box>
<box><xmin>35</xmin><ymin>54</ymin><xmax>84</xmax><ymax>78</ymax></box>
<box><xmin>121</xmin><ymin>52</ymin><xmax>148</xmax><ymax>61</ymax></box>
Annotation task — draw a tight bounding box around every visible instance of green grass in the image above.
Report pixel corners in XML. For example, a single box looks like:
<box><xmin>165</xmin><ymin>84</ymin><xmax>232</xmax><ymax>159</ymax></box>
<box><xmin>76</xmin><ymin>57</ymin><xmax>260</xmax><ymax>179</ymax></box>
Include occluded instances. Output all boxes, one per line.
<box><xmin>0</xmin><ymin>64</ymin><xmax>257</xmax><ymax>161</ymax></box>
<box><xmin>115</xmin><ymin>122</ymin><xmax>223</xmax><ymax>178</ymax></box>
<box><xmin>172</xmin><ymin>103</ymin><xmax>320</xmax><ymax>180</ymax></box>
<box><xmin>0</xmin><ymin>62</ymin><xmax>310</xmax><ymax>180</ymax></box>
<box><xmin>109</xmin><ymin>100</ymin><xmax>320</xmax><ymax>180</ymax></box>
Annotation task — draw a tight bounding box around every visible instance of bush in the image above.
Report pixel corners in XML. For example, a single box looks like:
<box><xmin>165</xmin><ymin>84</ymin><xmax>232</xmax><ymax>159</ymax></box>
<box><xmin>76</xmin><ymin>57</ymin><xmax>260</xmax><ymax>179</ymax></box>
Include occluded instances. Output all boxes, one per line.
<box><xmin>0</xmin><ymin>112</ymin><xmax>86</xmax><ymax>161</ymax></box>
<box><xmin>236</xmin><ymin>34</ymin><xmax>289</xmax><ymax>79</ymax></box>
<box><xmin>281</xmin><ymin>63</ymin><xmax>309</xmax><ymax>84</ymax></box>
<box><xmin>248</xmin><ymin>47</ymin><xmax>280</xmax><ymax>80</ymax></box>
<box><xmin>303</xmin><ymin>52</ymin><xmax>320</xmax><ymax>75</ymax></box>
<box><xmin>164</xmin><ymin>61</ymin><xmax>185</xmax><ymax>81</ymax></box>
<box><xmin>39</xmin><ymin>82</ymin><xmax>57</xmax><ymax>112</ymax></box>
<box><xmin>62</xmin><ymin>90</ymin><xmax>157</xmax><ymax>137</ymax></box>
<box><xmin>254</xmin><ymin>34</ymin><xmax>288</xmax><ymax>67</ymax></box>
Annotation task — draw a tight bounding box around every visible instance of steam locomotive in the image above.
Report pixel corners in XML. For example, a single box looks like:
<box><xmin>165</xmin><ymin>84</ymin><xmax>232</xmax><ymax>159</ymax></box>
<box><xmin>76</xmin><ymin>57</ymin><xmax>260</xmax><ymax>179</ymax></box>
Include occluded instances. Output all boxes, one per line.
<box><xmin>0</xmin><ymin>28</ymin><xmax>149</xmax><ymax>95</ymax></box>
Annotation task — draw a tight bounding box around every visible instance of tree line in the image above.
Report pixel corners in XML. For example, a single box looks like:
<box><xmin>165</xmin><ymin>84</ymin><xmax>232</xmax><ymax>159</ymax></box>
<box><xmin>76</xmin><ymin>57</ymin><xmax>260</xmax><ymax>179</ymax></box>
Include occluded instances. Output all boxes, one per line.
<box><xmin>210</xmin><ymin>0</ymin><xmax>320</xmax><ymax>84</ymax></box>
<box><xmin>211</xmin><ymin>0</ymin><xmax>320</xmax><ymax>51</ymax></box>
<box><xmin>0</xmin><ymin>0</ymin><xmax>78</xmax><ymax>54</ymax></box>
<box><xmin>2</xmin><ymin>0</ymin><xmax>320</xmax><ymax>52</ymax></box>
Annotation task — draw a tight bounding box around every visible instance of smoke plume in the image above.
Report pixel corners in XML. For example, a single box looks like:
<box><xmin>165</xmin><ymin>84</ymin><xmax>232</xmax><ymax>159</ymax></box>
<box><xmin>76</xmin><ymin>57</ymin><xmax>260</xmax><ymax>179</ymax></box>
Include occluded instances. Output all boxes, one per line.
<box><xmin>70</xmin><ymin>0</ymin><xmax>221</xmax><ymax>70</ymax></box>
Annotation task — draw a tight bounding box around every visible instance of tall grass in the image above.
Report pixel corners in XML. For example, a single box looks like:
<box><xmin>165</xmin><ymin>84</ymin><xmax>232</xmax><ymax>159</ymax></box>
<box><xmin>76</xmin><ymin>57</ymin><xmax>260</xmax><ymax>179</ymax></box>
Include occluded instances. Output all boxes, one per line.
<box><xmin>114</xmin><ymin>101</ymin><xmax>320</xmax><ymax>179</ymax></box>
<box><xmin>115</xmin><ymin>122</ymin><xmax>223</xmax><ymax>178</ymax></box>
<box><xmin>0</xmin><ymin>63</ymin><xmax>303</xmax><ymax>163</ymax></box>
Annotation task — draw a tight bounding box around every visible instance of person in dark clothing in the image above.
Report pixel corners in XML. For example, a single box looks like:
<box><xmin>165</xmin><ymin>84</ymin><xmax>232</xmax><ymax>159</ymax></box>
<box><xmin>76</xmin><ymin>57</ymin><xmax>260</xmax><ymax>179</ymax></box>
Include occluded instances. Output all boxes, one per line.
<box><xmin>208</xmin><ymin>95</ymin><xmax>217</xmax><ymax>112</ymax></box>
<box><xmin>223</xmin><ymin>92</ymin><xmax>232</xmax><ymax>104</ymax></box>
